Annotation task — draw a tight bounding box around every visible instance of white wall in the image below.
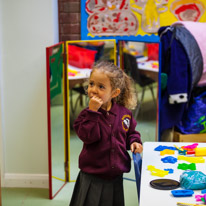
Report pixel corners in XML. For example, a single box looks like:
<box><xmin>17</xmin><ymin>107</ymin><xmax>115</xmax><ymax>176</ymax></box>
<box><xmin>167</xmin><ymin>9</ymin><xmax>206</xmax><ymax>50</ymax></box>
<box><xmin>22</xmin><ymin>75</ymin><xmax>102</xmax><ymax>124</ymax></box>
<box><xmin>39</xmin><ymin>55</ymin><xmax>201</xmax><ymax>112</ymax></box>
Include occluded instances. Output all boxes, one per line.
<box><xmin>0</xmin><ymin>0</ymin><xmax>4</xmax><ymax>186</ymax></box>
<box><xmin>0</xmin><ymin>0</ymin><xmax>58</xmax><ymax>188</ymax></box>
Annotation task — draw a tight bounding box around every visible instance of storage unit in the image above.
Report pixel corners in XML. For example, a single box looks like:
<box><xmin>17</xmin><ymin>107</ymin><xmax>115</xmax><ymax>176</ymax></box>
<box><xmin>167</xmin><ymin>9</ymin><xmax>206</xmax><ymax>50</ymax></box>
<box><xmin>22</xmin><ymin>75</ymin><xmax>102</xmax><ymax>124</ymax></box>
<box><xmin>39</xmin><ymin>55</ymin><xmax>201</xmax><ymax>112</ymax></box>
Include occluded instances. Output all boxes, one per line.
<box><xmin>173</xmin><ymin>131</ymin><xmax>206</xmax><ymax>142</ymax></box>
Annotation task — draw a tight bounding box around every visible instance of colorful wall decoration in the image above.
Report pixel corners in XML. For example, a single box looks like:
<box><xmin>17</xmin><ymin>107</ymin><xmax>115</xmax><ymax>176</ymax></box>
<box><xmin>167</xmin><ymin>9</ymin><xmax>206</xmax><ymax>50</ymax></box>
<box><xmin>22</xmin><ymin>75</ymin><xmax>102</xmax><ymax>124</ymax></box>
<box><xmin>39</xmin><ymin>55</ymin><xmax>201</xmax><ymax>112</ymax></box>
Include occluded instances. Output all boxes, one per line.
<box><xmin>81</xmin><ymin>0</ymin><xmax>206</xmax><ymax>42</ymax></box>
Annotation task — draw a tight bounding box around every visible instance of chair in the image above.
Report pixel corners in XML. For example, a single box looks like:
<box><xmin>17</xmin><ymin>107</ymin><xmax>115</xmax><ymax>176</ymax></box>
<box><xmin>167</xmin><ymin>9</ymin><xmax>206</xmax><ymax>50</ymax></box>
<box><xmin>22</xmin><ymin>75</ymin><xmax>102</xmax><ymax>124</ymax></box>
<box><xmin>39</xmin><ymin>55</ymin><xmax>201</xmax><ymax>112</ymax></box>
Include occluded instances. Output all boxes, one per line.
<box><xmin>123</xmin><ymin>152</ymin><xmax>142</xmax><ymax>202</ymax></box>
<box><xmin>123</xmin><ymin>52</ymin><xmax>156</xmax><ymax>119</ymax></box>
<box><xmin>70</xmin><ymin>85</ymin><xmax>88</xmax><ymax>115</ymax></box>
<box><xmin>132</xmin><ymin>152</ymin><xmax>142</xmax><ymax>202</ymax></box>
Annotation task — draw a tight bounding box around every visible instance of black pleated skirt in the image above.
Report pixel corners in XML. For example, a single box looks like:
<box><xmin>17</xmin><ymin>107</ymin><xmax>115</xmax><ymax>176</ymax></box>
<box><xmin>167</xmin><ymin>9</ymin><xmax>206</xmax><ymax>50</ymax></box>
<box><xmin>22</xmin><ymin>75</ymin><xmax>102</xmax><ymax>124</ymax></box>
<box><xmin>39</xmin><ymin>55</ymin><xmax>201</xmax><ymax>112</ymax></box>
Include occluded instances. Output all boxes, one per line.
<box><xmin>69</xmin><ymin>171</ymin><xmax>125</xmax><ymax>206</ymax></box>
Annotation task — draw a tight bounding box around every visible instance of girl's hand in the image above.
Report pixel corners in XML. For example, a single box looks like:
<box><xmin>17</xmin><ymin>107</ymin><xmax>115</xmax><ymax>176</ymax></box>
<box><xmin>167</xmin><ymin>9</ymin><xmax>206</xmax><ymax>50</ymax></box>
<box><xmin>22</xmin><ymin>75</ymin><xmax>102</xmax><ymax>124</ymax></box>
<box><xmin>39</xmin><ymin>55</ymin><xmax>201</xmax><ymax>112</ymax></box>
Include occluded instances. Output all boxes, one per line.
<box><xmin>130</xmin><ymin>142</ymin><xmax>143</xmax><ymax>154</ymax></box>
<box><xmin>89</xmin><ymin>96</ymin><xmax>103</xmax><ymax>111</ymax></box>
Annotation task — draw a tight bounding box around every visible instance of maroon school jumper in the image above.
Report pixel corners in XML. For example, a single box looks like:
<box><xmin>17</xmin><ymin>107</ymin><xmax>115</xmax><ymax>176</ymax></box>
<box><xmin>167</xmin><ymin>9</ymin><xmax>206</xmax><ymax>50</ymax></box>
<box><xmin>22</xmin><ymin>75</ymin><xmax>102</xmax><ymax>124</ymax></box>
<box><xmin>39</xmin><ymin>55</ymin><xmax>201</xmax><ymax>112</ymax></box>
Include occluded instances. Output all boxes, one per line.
<box><xmin>74</xmin><ymin>102</ymin><xmax>142</xmax><ymax>180</ymax></box>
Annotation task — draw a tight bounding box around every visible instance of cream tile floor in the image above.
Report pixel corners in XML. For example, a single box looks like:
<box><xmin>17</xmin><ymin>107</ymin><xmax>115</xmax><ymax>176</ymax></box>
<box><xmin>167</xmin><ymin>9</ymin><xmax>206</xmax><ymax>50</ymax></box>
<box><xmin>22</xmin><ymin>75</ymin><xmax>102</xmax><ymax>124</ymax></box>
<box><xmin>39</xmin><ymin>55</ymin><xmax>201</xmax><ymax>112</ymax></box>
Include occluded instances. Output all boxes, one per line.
<box><xmin>2</xmin><ymin>85</ymin><xmax>157</xmax><ymax>206</ymax></box>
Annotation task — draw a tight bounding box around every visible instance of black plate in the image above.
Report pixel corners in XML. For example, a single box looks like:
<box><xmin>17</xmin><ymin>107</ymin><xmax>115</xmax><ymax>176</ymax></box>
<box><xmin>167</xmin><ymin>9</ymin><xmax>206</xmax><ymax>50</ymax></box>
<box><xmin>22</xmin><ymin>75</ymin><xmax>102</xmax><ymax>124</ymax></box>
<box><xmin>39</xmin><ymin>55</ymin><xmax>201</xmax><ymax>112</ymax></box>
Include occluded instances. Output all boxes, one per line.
<box><xmin>150</xmin><ymin>179</ymin><xmax>180</xmax><ymax>190</ymax></box>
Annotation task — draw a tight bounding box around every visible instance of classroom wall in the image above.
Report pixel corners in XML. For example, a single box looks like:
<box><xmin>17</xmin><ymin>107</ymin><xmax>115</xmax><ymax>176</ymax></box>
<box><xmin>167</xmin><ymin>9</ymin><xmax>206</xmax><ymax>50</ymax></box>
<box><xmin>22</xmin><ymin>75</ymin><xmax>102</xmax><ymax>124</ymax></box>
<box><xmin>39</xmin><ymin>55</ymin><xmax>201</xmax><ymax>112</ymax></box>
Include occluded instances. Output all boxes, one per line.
<box><xmin>0</xmin><ymin>0</ymin><xmax>3</xmax><ymax>187</ymax></box>
<box><xmin>58</xmin><ymin>0</ymin><xmax>80</xmax><ymax>41</ymax></box>
<box><xmin>0</xmin><ymin>0</ymin><xmax>59</xmax><ymax>188</ymax></box>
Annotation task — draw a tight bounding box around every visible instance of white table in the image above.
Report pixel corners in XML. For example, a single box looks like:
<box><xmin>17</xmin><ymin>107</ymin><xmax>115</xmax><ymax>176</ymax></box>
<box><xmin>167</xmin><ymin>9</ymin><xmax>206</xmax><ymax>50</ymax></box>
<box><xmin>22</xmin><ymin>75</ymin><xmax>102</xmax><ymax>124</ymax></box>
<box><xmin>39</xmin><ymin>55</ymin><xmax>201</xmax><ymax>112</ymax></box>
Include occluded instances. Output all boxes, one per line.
<box><xmin>138</xmin><ymin>60</ymin><xmax>159</xmax><ymax>72</ymax></box>
<box><xmin>68</xmin><ymin>65</ymin><xmax>92</xmax><ymax>89</ymax></box>
<box><xmin>68</xmin><ymin>65</ymin><xmax>91</xmax><ymax>80</ymax></box>
<box><xmin>140</xmin><ymin>142</ymin><xmax>206</xmax><ymax>206</ymax></box>
<box><xmin>137</xmin><ymin>61</ymin><xmax>159</xmax><ymax>81</ymax></box>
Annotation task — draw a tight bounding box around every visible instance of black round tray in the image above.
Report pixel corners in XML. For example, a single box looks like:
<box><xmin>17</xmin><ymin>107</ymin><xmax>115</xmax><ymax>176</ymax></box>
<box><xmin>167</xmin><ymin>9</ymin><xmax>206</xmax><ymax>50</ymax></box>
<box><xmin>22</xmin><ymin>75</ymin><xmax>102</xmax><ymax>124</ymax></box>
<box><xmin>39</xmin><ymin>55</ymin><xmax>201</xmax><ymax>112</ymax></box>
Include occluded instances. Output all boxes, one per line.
<box><xmin>150</xmin><ymin>179</ymin><xmax>180</xmax><ymax>190</ymax></box>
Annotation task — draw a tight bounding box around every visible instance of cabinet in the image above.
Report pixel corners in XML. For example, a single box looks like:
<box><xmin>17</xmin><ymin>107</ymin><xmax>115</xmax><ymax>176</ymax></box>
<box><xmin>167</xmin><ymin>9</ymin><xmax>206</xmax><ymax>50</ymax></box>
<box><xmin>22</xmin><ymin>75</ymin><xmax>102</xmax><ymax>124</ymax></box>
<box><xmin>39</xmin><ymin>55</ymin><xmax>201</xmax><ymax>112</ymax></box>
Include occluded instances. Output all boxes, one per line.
<box><xmin>173</xmin><ymin>131</ymin><xmax>206</xmax><ymax>142</ymax></box>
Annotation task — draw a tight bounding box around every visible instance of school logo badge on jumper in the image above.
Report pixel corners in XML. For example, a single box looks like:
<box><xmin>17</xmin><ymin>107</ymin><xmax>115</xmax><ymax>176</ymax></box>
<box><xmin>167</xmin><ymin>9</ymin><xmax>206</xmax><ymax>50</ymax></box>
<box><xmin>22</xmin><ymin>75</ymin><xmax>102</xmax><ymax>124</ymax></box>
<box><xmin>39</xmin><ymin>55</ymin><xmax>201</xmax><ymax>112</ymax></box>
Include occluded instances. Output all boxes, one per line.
<box><xmin>122</xmin><ymin>115</ymin><xmax>131</xmax><ymax>132</ymax></box>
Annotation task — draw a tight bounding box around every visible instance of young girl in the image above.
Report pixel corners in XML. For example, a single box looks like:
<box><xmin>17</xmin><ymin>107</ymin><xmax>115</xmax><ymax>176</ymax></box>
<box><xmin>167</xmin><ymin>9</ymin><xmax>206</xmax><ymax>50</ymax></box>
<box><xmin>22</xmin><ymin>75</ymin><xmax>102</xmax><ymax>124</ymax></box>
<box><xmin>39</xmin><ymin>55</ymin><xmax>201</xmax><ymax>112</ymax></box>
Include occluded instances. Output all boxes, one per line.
<box><xmin>70</xmin><ymin>61</ymin><xmax>143</xmax><ymax>206</ymax></box>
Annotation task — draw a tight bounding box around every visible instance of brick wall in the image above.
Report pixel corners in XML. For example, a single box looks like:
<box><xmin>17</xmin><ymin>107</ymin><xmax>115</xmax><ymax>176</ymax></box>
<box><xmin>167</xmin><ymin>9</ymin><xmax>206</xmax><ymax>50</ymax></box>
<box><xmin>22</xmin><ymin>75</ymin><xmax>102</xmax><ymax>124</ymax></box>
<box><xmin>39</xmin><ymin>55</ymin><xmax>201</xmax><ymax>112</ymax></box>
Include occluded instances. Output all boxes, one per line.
<box><xmin>58</xmin><ymin>0</ymin><xmax>81</xmax><ymax>42</ymax></box>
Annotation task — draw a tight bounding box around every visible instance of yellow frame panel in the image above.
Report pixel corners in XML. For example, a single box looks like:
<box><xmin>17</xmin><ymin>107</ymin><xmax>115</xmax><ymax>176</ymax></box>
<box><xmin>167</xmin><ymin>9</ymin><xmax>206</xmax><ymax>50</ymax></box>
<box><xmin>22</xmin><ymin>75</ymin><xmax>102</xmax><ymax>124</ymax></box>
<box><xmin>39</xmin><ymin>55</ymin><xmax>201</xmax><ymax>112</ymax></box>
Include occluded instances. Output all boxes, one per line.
<box><xmin>65</xmin><ymin>39</ymin><xmax>117</xmax><ymax>182</ymax></box>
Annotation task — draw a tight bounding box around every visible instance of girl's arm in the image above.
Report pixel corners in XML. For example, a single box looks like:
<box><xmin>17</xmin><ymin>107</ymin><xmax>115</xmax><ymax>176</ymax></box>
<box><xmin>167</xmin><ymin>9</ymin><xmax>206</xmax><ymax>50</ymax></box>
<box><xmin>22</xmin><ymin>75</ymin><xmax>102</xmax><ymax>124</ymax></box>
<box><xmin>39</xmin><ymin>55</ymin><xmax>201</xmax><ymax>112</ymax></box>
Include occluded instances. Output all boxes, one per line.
<box><xmin>126</xmin><ymin>114</ymin><xmax>142</xmax><ymax>151</ymax></box>
<box><xmin>73</xmin><ymin>109</ymin><xmax>102</xmax><ymax>144</ymax></box>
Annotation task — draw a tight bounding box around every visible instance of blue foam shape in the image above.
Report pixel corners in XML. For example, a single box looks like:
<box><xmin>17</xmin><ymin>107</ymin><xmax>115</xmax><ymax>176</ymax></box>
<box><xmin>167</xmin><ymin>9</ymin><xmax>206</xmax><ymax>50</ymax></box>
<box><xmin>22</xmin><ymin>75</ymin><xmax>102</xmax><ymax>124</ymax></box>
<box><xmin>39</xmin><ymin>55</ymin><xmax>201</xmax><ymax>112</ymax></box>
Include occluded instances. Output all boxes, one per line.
<box><xmin>201</xmin><ymin>189</ymin><xmax>206</xmax><ymax>194</ymax></box>
<box><xmin>164</xmin><ymin>168</ymin><xmax>174</xmax><ymax>174</ymax></box>
<box><xmin>154</xmin><ymin>145</ymin><xmax>176</xmax><ymax>151</ymax></box>
<box><xmin>161</xmin><ymin>156</ymin><xmax>177</xmax><ymax>164</ymax></box>
<box><xmin>171</xmin><ymin>189</ymin><xmax>194</xmax><ymax>197</ymax></box>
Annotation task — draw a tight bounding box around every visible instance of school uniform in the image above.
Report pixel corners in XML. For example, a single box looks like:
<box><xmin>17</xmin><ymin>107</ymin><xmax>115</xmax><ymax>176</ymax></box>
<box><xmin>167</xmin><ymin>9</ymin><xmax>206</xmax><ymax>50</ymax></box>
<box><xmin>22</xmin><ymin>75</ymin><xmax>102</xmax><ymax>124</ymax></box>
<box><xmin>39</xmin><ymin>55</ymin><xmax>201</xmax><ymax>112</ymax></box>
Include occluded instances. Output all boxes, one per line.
<box><xmin>69</xmin><ymin>102</ymin><xmax>141</xmax><ymax>206</ymax></box>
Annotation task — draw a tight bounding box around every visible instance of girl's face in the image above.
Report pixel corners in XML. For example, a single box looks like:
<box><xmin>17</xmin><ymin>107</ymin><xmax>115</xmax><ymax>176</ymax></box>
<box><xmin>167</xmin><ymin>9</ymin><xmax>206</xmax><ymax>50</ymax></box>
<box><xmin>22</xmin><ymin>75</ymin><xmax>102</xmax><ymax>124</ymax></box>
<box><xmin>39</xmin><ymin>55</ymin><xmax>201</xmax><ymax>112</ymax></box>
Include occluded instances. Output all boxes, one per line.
<box><xmin>88</xmin><ymin>69</ymin><xmax>116</xmax><ymax>110</ymax></box>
